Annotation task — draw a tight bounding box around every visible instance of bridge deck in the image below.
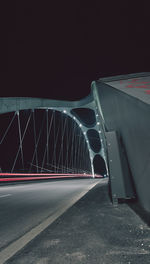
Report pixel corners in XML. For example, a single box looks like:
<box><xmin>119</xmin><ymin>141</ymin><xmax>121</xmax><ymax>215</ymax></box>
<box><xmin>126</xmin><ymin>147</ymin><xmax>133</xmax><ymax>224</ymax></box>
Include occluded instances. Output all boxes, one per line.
<box><xmin>5</xmin><ymin>179</ymin><xmax>150</xmax><ymax>264</ymax></box>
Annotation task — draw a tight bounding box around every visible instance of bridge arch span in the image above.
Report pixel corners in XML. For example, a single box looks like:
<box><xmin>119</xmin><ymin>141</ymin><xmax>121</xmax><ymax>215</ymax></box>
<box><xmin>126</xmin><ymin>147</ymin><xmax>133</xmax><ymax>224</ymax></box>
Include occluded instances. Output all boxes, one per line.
<box><xmin>0</xmin><ymin>95</ymin><xmax>108</xmax><ymax>177</ymax></box>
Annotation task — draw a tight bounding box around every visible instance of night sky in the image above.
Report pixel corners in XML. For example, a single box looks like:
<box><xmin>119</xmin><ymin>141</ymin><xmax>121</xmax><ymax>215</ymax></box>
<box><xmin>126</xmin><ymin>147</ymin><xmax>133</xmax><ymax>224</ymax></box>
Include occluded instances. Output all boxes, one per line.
<box><xmin>1</xmin><ymin>1</ymin><xmax>150</xmax><ymax>100</ymax></box>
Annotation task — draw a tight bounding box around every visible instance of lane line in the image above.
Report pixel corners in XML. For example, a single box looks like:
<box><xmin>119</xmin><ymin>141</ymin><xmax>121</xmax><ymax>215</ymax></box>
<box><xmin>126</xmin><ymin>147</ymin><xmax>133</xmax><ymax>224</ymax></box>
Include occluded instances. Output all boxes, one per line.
<box><xmin>0</xmin><ymin>181</ymin><xmax>100</xmax><ymax>264</ymax></box>
<box><xmin>0</xmin><ymin>194</ymin><xmax>12</xmax><ymax>198</ymax></box>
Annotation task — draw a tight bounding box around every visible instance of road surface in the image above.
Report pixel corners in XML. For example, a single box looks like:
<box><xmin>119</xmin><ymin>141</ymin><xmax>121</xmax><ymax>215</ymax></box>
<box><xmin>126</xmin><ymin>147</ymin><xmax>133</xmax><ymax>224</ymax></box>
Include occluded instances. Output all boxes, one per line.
<box><xmin>0</xmin><ymin>179</ymin><xmax>100</xmax><ymax>262</ymax></box>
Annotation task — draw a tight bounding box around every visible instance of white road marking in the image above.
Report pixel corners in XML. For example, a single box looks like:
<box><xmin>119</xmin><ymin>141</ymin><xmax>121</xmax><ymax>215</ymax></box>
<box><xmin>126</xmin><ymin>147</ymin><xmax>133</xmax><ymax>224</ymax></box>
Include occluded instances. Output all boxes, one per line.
<box><xmin>0</xmin><ymin>194</ymin><xmax>12</xmax><ymax>198</ymax></box>
<box><xmin>0</xmin><ymin>181</ymin><xmax>100</xmax><ymax>264</ymax></box>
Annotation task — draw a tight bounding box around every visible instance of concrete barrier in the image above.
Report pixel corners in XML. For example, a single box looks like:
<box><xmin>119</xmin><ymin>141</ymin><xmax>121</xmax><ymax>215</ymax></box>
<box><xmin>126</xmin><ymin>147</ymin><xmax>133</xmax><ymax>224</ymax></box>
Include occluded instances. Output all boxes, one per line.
<box><xmin>93</xmin><ymin>72</ymin><xmax>150</xmax><ymax>212</ymax></box>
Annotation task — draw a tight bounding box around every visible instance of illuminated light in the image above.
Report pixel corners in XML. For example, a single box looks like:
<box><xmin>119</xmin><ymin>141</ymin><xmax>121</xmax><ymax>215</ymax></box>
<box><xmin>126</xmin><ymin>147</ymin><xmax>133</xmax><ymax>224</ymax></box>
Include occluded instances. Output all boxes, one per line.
<box><xmin>97</xmin><ymin>122</ymin><xmax>100</xmax><ymax>125</ymax></box>
<box><xmin>99</xmin><ymin>130</ymin><xmax>102</xmax><ymax>133</ymax></box>
<box><xmin>73</xmin><ymin>116</ymin><xmax>76</xmax><ymax>120</ymax></box>
<box><xmin>0</xmin><ymin>172</ymin><xmax>103</xmax><ymax>181</ymax></box>
<box><xmin>96</xmin><ymin>114</ymin><xmax>98</xmax><ymax>117</ymax></box>
<box><xmin>79</xmin><ymin>124</ymin><xmax>82</xmax><ymax>127</ymax></box>
<box><xmin>0</xmin><ymin>173</ymin><xmax>100</xmax><ymax>176</ymax></box>
<box><xmin>83</xmin><ymin>132</ymin><xmax>86</xmax><ymax>135</ymax></box>
<box><xmin>63</xmin><ymin>110</ymin><xmax>67</xmax><ymax>113</ymax></box>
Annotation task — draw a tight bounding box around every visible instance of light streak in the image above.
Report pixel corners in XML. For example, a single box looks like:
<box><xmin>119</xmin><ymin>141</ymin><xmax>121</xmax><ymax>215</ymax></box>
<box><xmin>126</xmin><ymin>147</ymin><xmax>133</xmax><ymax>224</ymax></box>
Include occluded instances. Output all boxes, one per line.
<box><xmin>0</xmin><ymin>173</ymin><xmax>103</xmax><ymax>182</ymax></box>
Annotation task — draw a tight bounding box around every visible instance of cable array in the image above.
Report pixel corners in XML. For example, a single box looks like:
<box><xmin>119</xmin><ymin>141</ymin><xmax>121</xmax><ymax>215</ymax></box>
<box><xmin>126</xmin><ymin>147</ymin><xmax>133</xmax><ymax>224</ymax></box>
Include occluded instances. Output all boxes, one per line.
<box><xmin>0</xmin><ymin>109</ymin><xmax>92</xmax><ymax>175</ymax></box>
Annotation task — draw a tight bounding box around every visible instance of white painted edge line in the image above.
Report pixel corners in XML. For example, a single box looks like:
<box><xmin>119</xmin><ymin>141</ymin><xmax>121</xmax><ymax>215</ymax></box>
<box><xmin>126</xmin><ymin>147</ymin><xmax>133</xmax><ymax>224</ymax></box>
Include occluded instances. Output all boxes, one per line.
<box><xmin>0</xmin><ymin>181</ymin><xmax>99</xmax><ymax>264</ymax></box>
<box><xmin>0</xmin><ymin>194</ymin><xmax>12</xmax><ymax>198</ymax></box>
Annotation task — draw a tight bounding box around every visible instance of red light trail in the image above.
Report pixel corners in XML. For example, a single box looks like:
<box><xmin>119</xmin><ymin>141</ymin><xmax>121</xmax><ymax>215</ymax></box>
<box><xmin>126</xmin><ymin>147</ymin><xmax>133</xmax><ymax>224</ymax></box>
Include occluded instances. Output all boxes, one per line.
<box><xmin>0</xmin><ymin>173</ymin><xmax>103</xmax><ymax>182</ymax></box>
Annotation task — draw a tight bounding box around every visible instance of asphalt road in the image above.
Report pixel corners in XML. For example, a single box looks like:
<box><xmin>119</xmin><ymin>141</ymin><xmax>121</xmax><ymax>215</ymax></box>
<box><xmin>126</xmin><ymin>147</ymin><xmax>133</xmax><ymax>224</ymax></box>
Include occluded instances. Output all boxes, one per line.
<box><xmin>0</xmin><ymin>179</ymin><xmax>99</xmax><ymax>254</ymax></box>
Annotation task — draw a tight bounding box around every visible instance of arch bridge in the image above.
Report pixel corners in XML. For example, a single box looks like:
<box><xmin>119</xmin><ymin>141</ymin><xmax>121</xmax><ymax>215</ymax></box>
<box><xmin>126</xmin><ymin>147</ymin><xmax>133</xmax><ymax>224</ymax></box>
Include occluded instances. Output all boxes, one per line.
<box><xmin>0</xmin><ymin>90</ymin><xmax>107</xmax><ymax>180</ymax></box>
<box><xmin>1</xmin><ymin>72</ymin><xmax>150</xmax><ymax>210</ymax></box>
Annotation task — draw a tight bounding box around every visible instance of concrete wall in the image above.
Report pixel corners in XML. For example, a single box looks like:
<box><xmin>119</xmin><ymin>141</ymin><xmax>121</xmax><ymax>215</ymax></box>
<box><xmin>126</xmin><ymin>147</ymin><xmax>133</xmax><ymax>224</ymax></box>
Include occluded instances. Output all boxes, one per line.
<box><xmin>94</xmin><ymin>81</ymin><xmax>150</xmax><ymax>212</ymax></box>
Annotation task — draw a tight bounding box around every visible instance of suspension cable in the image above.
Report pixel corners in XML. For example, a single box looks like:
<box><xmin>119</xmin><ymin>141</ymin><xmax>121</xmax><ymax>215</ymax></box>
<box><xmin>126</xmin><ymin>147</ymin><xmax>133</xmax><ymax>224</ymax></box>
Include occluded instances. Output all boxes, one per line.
<box><xmin>11</xmin><ymin>111</ymin><xmax>32</xmax><ymax>172</ymax></box>
<box><xmin>64</xmin><ymin>116</ymin><xmax>73</xmax><ymax>173</ymax></box>
<box><xmin>32</xmin><ymin>110</ymin><xmax>38</xmax><ymax>172</ymax></box>
<box><xmin>69</xmin><ymin>118</ymin><xmax>76</xmax><ymax>173</ymax></box>
<box><xmin>57</xmin><ymin>114</ymin><xmax>67</xmax><ymax>173</ymax></box>
<box><xmin>53</xmin><ymin>110</ymin><xmax>56</xmax><ymax>172</ymax></box>
<box><xmin>0</xmin><ymin>112</ymin><xmax>16</xmax><ymax>145</ymax></box>
<box><xmin>41</xmin><ymin>110</ymin><xmax>54</xmax><ymax>171</ymax></box>
<box><xmin>74</xmin><ymin>124</ymin><xmax>78</xmax><ymax>173</ymax></box>
<box><xmin>51</xmin><ymin>112</ymin><xmax>61</xmax><ymax>173</ymax></box>
<box><xmin>30</xmin><ymin>163</ymin><xmax>53</xmax><ymax>172</ymax></box>
<box><xmin>46</xmin><ymin>109</ymin><xmax>49</xmax><ymax>164</ymax></box>
<box><xmin>29</xmin><ymin>110</ymin><xmax>46</xmax><ymax>173</ymax></box>
<box><xmin>17</xmin><ymin>111</ymin><xmax>24</xmax><ymax>170</ymax></box>
<box><xmin>76</xmin><ymin>129</ymin><xmax>82</xmax><ymax>173</ymax></box>
<box><xmin>81</xmin><ymin>135</ymin><xmax>86</xmax><ymax>173</ymax></box>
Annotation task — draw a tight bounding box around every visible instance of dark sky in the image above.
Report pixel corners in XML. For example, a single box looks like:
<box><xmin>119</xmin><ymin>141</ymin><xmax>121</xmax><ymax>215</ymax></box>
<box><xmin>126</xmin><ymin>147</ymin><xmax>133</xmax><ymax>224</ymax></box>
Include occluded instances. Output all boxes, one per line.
<box><xmin>1</xmin><ymin>1</ymin><xmax>150</xmax><ymax>100</ymax></box>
